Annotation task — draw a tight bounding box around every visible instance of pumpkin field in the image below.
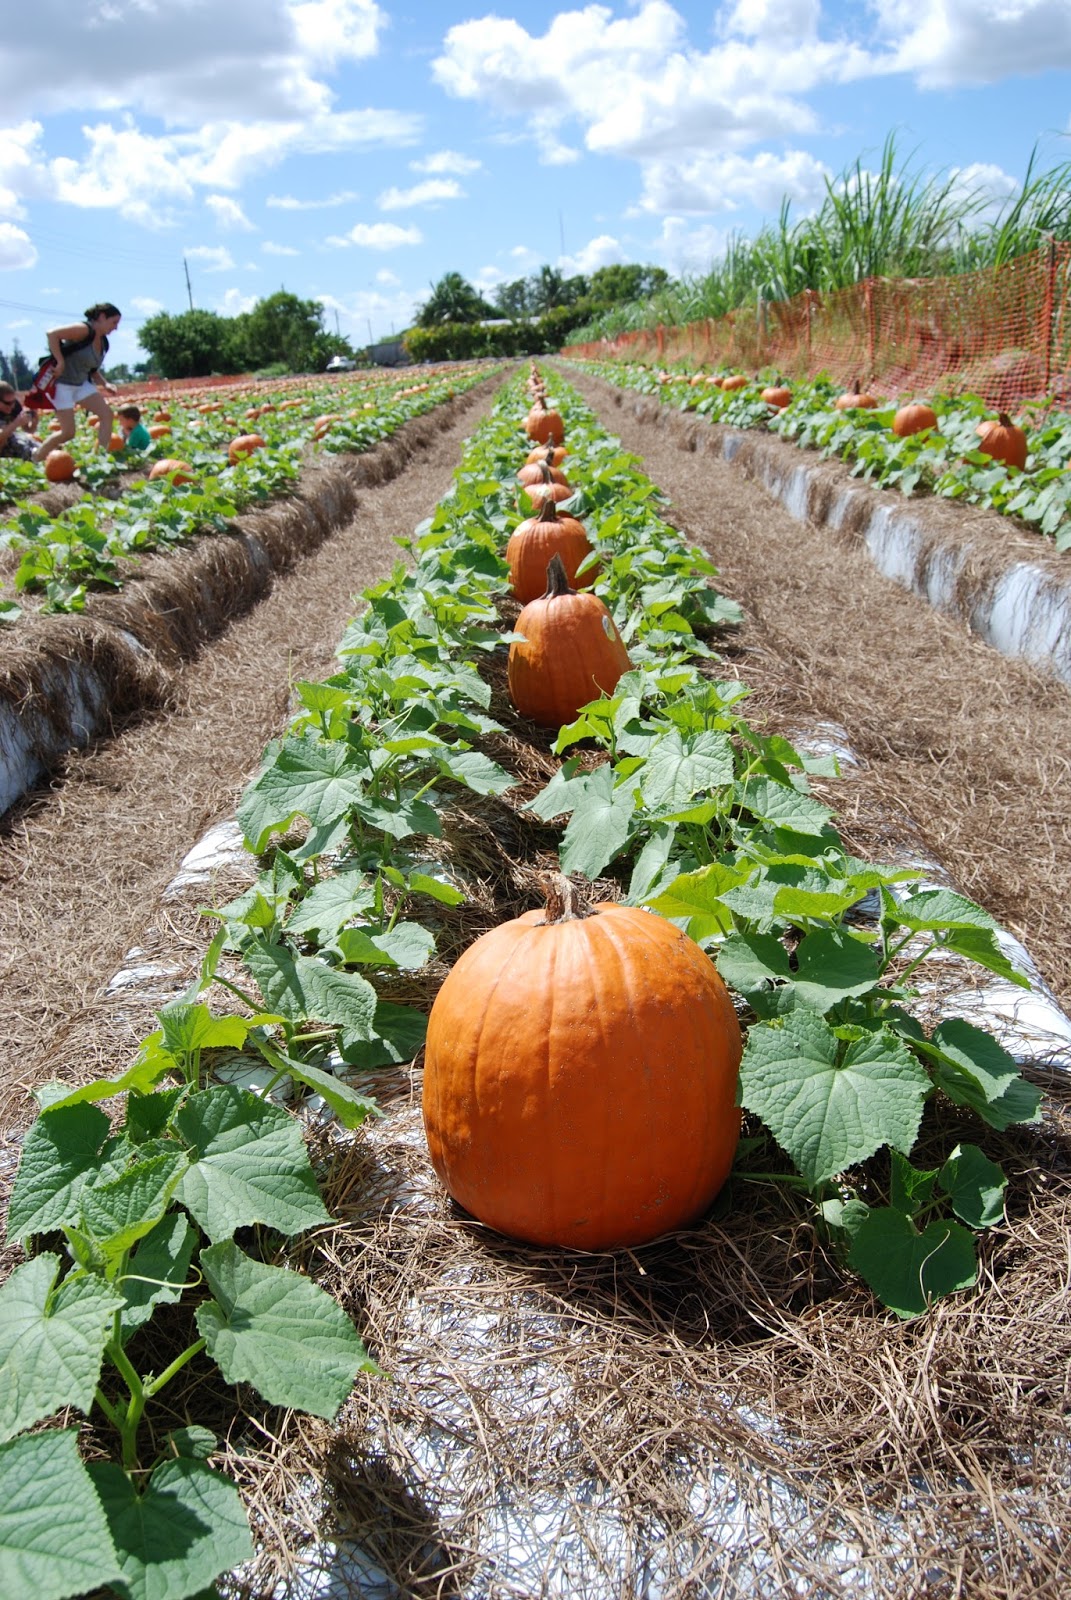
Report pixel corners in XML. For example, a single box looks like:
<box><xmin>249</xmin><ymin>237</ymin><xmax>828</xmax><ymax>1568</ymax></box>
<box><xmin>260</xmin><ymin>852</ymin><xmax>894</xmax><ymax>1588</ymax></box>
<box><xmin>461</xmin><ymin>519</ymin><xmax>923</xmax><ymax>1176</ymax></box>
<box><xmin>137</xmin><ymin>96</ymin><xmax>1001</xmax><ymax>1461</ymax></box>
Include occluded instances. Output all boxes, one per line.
<box><xmin>1</xmin><ymin>356</ymin><xmax>1070</xmax><ymax>1599</ymax></box>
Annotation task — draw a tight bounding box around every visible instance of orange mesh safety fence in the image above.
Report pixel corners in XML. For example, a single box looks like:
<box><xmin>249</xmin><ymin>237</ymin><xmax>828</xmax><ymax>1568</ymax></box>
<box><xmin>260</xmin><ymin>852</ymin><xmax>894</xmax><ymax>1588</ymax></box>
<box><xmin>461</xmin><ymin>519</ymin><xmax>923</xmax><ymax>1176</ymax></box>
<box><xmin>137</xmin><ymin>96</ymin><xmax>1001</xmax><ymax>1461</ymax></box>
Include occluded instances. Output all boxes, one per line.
<box><xmin>564</xmin><ymin>241</ymin><xmax>1071</xmax><ymax>412</ymax></box>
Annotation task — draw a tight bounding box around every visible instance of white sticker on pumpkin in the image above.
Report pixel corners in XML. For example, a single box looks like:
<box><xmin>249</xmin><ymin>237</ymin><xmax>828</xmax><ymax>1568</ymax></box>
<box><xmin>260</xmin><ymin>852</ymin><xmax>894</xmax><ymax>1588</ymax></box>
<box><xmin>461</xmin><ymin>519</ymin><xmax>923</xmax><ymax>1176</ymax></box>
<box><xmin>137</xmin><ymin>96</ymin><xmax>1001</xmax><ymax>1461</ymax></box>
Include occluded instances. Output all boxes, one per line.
<box><xmin>602</xmin><ymin>615</ymin><xmax>615</xmax><ymax>638</ymax></box>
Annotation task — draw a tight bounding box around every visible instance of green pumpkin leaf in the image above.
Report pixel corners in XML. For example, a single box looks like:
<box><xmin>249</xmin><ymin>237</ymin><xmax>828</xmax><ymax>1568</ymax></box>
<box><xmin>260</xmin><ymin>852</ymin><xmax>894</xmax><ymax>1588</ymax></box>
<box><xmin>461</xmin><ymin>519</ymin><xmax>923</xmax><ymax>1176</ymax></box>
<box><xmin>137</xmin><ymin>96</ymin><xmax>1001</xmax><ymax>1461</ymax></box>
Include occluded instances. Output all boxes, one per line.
<box><xmin>558</xmin><ymin>765</ymin><xmax>638</xmax><ymax>878</ymax></box>
<box><xmin>197</xmin><ymin>1240</ymin><xmax>379</xmax><ymax>1418</ymax></box>
<box><xmin>938</xmin><ymin>1144</ymin><xmax>1007</xmax><ymax>1228</ymax></box>
<box><xmin>175</xmin><ymin>1085</ymin><xmax>330</xmax><ymax>1242</ymax></box>
<box><xmin>88</xmin><ymin>1457</ymin><xmax>252</xmax><ymax>1600</ymax></box>
<box><xmin>848</xmin><ymin>1207</ymin><xmax>978</xmax><ymax>1319</ymax></box>
<box><xmin>0</xmin><ymin>1431</ymin><xmax>121</xmax><ymax>1600</ymax></box>
<box><xmin>0</xmin><ymin>1256</ymin><xmax>122</xmax><ymax>1442</ymax></box>
<box><xmin>740</xmin><ymin>1012</ymin><xmax>930</xmax><ymax>1186</ymax></box>
<box><xmin>238</xmin><ymin>733</ymin><xmax>371</xmax><ymax>854</ymax></box>
<box><xmin>118</xmin><ymin>1212</ymin><xmax>199</xmax><ymax>1342</ymax></box>
<box><xmin>8</xmin><ymin>1102</ymin><xmax>111</xmax><ymax>1242</ymax></box>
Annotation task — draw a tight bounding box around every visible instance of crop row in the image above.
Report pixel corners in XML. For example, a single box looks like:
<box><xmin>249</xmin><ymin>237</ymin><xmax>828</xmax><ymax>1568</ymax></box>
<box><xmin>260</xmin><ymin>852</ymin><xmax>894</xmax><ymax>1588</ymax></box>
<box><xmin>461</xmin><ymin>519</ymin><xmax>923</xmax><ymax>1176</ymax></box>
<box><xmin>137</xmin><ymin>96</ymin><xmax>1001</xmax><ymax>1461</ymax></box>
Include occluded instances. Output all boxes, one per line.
<box><xmin>568</xmin><ymin>359</ymin><xmax>1071</xmax><ymax>550</ymax></box>
<box><xmin>0</xmin><ymin>368</ymin><xmax>1044</xmax><ymax>1599</ymax></box>
<box><xmin>0</xmin><ymin>363</ymin><xmax>494</xmax><ymax>621</ymax></box>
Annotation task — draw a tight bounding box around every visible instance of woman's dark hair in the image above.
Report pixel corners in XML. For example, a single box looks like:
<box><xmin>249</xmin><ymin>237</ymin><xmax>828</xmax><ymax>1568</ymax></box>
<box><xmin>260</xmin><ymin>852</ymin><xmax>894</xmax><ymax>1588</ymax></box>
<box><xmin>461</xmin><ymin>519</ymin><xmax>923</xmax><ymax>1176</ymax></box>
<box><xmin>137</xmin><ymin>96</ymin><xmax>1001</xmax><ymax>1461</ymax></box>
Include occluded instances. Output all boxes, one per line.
<box><xmin>84</xmin><ymin>303</ymin><xmax>121</xmax><ymax>322</ymax></box>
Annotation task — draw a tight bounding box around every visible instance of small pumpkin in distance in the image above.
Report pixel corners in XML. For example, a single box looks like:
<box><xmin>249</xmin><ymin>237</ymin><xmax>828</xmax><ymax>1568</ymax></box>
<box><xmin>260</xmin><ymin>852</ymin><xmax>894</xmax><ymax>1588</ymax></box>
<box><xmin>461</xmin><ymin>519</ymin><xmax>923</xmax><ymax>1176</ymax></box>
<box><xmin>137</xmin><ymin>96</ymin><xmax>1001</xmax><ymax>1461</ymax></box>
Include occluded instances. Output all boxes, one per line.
<box><xmin>149</xmin><ymin>458</ymin><xmax>195</xmax><ymax>485</ymax></box>
<box><xmin>228</xmin><ymin>433</ymin><xmax>266</xmax><ymax>465</ymax></box>
<box><xmin>892</xmin><ymin>401</ymin><xmax>938</xmax><ymax>438</ymax></box>
<box><xmin>761</xmin><ymin>382</ymin><xmax>792</xmax><ymax>409</ymax></box>
<box><xmin>975</xmin><ymin>411</ymin><xmax>1028</xmax><ymax>470</ymax></box>
<box><xmin>720</xmin><ymin>373</ymin><xmax>748</xmax><ymax>392</ymax></box>
<box><xmin>43</xmin><ymin>450</ymin><xmax>77</xmax><ymax>483</ymax></box>
<box><xmin>506</xmin><ymin>497</ymin><xmax>595</xmax><ymax>604</ymax></box>
<box><xmin>507</xmin><ymin>553</ymin><xmax>630</xmax><ymax>728</ymax></box>
<box><xmin>835</xmin><ymin>377</ymin><xmax>878</xmax><ymax>411</ymax></box>
<box><xmin>422</xmin><ymin>874</ymin><xmax>743</xmax><ymax>1251</ymax></box>
<box><xmin>524</xmin><ymin>442</ymin><xmax>568</xmax><ymax>467</ymax></box>
<box><xmin>517</xmin><ymin>457</ymin><xmax>570</xmax><ymax>489</ymax></box>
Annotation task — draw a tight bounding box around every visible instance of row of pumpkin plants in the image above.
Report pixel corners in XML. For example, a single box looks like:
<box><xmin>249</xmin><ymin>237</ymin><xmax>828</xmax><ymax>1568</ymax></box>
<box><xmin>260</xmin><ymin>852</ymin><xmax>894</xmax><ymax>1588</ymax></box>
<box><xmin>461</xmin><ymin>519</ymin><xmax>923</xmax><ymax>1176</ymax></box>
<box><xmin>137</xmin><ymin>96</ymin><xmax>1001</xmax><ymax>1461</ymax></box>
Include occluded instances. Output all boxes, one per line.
<box><xmin>0</xmin><ymin>362</ymin><xmax>494</xmax><ymax>621</ymax></box>
<box><xmin>568</xmin><ymin>359</ymin><xmax>1071</xmax><ymax>550</ymax></box>
<box><xmin>0</xmin><ymin>367</ymin><xmax>1045</xmax><ymax>1600</ymax></box>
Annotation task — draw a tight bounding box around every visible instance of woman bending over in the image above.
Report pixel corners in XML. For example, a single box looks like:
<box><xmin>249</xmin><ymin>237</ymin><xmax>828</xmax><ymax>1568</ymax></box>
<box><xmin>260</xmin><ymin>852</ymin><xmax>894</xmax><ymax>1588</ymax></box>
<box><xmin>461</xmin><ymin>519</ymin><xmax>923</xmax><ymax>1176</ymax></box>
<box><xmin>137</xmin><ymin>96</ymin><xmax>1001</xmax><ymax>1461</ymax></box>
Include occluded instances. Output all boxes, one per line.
<box><xmin>32</xmin><ymin>303</ymin><xmax>122</xmax><ymax>464</ymax></box>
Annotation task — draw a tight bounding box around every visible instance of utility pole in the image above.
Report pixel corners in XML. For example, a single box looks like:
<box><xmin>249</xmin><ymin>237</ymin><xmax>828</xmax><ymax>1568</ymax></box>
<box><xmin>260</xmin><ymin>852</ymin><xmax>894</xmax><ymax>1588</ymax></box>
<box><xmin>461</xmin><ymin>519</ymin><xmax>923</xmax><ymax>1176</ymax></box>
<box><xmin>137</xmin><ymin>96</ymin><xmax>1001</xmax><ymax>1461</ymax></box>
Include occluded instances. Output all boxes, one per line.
<box><xmin>366</xmin><ymin>317</ymin><xmax>373</xmax><ymax>347</ymax></box>
<box><xmin>183</xmin><ymin>256</ymin><xmax>194</xmax><ymax>310</ymax></box>
<box><xmin>334</xmin><ymin>310</ymin><xmax>340</xmax><ymax>336</ymax></box>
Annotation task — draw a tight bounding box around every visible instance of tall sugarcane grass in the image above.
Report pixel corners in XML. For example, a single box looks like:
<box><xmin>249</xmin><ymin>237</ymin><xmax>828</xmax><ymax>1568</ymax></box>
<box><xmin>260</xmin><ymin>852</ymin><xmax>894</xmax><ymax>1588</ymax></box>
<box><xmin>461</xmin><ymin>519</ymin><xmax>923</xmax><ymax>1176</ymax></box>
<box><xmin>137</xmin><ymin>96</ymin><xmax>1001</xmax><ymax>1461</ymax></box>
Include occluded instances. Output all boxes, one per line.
<box><xmin>570</xmin><ymin>135</ymin><xmax>1071</xmax><ymax>343</ymax></box>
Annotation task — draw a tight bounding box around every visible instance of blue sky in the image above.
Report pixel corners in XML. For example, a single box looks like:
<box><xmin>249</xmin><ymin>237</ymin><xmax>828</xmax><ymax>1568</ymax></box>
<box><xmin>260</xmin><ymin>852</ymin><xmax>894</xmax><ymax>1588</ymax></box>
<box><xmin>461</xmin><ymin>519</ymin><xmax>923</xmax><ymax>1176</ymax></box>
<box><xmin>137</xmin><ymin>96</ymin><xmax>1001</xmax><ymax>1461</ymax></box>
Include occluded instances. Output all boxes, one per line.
<box><xmin>1</xmin><ymin>1</ymin><xmax>1069</xmax><ymax>366</ymax></box>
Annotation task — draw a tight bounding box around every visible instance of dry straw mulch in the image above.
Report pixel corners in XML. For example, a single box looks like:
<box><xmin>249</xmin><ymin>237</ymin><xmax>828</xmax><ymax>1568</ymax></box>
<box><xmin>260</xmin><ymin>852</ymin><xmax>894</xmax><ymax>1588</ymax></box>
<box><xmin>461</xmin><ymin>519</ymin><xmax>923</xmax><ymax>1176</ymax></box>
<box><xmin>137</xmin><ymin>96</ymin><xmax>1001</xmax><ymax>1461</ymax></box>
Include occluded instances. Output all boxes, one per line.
<box><xmin>4</xmin><ymin>369</ymin><xmax>1071</xmax><ymax>1598</ymax></box>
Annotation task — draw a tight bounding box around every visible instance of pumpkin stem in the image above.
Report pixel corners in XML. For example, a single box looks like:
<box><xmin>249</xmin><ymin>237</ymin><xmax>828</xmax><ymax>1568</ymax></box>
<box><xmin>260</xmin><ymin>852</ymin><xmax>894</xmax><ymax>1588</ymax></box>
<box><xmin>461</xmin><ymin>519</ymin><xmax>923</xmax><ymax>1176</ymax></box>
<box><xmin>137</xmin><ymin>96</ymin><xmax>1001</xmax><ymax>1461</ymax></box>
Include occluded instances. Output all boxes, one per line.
<box><xmin>543</xmin><ymin>552</ymin><xmax>574</xmax><ymax>598</ymax></box>
<box><xmin>538</xmin><ymin>496</ymin><xmax>561</xmax><ymax>525</ymax></box>
<box><xmin>541</xmin><ymin>873</ymin><xmax>592</xmax><ymax>924</ymax></box>
<box><xmin>998</xmin><ymin>412</ymin><xmax>1014</xmax><ymax>427</ymax></box>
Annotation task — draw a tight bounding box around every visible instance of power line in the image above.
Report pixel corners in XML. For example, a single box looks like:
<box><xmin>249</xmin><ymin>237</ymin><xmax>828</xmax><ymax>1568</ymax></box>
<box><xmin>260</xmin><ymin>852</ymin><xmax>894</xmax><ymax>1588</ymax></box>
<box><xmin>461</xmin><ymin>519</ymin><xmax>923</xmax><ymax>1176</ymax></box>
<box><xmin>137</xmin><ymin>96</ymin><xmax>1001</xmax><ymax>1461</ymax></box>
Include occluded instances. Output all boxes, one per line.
<box><xmin>0</xmin><ymin>296</ymin><xmax>150</xmax><ymax>325</ymax></box>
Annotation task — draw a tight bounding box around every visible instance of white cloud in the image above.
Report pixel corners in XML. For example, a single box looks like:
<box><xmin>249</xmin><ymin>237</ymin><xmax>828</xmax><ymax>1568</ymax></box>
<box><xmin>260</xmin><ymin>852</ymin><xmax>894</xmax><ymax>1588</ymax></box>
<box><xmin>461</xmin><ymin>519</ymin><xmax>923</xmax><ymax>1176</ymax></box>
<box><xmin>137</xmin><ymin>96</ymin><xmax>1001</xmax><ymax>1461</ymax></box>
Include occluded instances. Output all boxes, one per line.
<box><xmin>263</xmin><ymin>241</ymin><xmax>301</xmax><ymax>255</ymax></box>
<box><xmin>433</xmin><ymin>2</ymin><xmax>878</xmax><ymax>174</ymax></box>
<box><xmin>653</xmin><ymin>216</ymin><xmax>733</xmax><ymax>274</ymax></box>
<box><xmin>130</xmin><ymin>296</ymin><xmax>165</xmax><ymax>315</ymax></box>
<box><xmin>316</xmin><ymin>285</ymin><xmax>421</xmax><ymax>341</ymax></box>
<box><xmin>872</xmin><ymin>0</ymin><xmax>1071</xmax><ymax>88</ymax></box>
<box><xmin>185</xmin><ymin>245</ymin><xmax>235</xmax><ymax>273</ymax></box>
<box><xmin>410</xmin><ymin>150</ymin><xmax>482</xmax><ymax>175</ymax></box>
<box><xmin>377</xmin><ymin>178</ymin><xmax>463</xmax><ymax>210</ymax></box>
<box><xmin>288</xmin><ymin>0</ymin><xmax>385</xmax><ymax>70</ymax></box>
<box><xmin>267</xmin><ymin>189</ymin><xmax>359</xmax><ymax>209</ymax></box>
<box><xmin>6</xmin><ymin>318</ymin><xmax>32</xmax><ymax>329</ymax></box>
<box><xmin>946</xmin><ymin>161</ymin><xmax>1021</xmax><ymax>227</ymax></box>
<box><xmin>7</xmin><ymin>110</ymin><xmax>419</xmax><ymax>229</ymax></box>
<box><xmin>217</xmin><ymin>287</ymin><xmax>259</xmax><ymax>315</ymax></box>
<box><xmin>0</xmin><ymin>1</ymin><xmax>388</xmax><ymax>123</ymax></box>
<box><xmin>376</xmin><ymin>268</ymin><xmax>400</xmax><ymax>284</ymax></box>
<box><xmin>636</xmin><ymin>147</ymin><xmax>831</xmax><ymax>215</ymax></box>
<box><xmin>206</xmin><ymin>194</ymin><xmax>256</xmax><ymax>231</ymax></box>
<box><xmin>559</xmin><ymin>234</ymin><xmax>627</xmax><ymax>275</ymax></box>
<box><xmin>0</xmin><ymin>223</ymin><xmax>38</xmax><ymax>270</ymax></box>
<box><xmin>346</xmin><ymin>222</ymin><xmax>423</xmax><ymax>249</ymax></box>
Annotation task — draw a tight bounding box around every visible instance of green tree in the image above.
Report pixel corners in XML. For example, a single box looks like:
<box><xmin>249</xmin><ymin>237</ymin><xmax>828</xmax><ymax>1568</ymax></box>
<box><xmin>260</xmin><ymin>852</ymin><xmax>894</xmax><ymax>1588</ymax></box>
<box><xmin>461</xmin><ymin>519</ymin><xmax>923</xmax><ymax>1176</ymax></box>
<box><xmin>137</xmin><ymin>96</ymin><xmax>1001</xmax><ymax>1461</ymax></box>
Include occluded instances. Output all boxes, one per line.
<box><xmin>416</xmin><ymin>272</ymin><xmax>495</xmax><ymax>327</ymax></box>
<box><xmin>137</xmin><ymin>309</ymin><xmax>234</xmax><ymax>378</ymax></box>
<box><xmin>235</xmin><ymin>291</ymin><xmax>339</xmax><ymax>373</ymax></box>
<box><xmin>589</xmin><ymin>263</ymin><xmax>670</xmax><ymax>305</ymax></box>
<box><xmin>492</xmin><ymin>278</ymin><xmax>534</xmax><ymax>319</ymax></box>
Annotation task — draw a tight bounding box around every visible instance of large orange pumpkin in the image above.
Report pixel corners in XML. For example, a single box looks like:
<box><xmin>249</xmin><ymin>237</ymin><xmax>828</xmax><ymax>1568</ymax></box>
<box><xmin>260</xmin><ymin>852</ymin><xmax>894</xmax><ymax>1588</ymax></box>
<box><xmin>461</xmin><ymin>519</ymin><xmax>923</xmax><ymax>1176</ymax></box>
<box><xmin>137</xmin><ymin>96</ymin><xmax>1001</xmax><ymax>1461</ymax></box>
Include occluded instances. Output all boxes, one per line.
<box><xmin>506</xmin><ymin>499</ymin><xmax>594</xmax><ymax>604</ymax></box>
<box><xmin>422</xmin><ymin>877</ymin><xmax>743</xmax><ymax>1250</ymax></box>
<box><xmin>525</xmin><ymin>398</ymin><xmax>565</xmax><ymax>446</ymax></box>
<box><xmin>975</xmin><ymin>412</ymin><xmax>1028</xmax><ymax>470</ymax></box>
<box><xmin>507</xmin><ymin>553</ymin><xmax>630</xmax><ymax>727</ymax></box>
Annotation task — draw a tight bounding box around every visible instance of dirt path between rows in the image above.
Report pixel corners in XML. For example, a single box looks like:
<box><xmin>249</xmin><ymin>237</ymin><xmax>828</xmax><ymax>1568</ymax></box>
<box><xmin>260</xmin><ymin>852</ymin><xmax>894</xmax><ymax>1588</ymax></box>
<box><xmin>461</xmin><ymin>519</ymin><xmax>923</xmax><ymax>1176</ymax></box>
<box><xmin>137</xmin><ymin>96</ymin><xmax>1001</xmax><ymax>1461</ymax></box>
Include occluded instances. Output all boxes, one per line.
<box><xmin>567</xmin><ymin>366</ymin><xmax>1071</xmax><ymax>1018</ymax></box>
<box><xmin>0</xmin><ymin>388</ymin><xmax>496</xmax><ymax>1122</ymax></box>
<box><xmin>4</xmin><ymin>366</ymin><xmax>1071</xmax><ymax>1132</ymax></box>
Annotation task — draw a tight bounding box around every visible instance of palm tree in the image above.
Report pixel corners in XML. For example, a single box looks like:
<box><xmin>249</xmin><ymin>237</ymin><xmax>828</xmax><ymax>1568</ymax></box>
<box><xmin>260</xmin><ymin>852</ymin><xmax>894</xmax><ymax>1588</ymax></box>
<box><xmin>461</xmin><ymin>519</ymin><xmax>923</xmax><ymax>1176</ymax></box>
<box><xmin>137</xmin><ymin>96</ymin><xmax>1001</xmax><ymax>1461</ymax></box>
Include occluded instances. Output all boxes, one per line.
<box><xmin>416</xmin><ymin>273</ymin><xmax>494</xmax><ymax>327</ymax></box>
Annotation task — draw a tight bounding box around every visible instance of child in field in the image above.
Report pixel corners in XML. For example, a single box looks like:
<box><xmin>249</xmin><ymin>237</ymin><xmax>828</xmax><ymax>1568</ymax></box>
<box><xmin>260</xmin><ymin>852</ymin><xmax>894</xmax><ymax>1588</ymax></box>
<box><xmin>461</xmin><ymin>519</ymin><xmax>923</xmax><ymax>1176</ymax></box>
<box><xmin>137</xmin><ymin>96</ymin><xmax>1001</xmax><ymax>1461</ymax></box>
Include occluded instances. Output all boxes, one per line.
<box><xmin>0</xmin><ymin>382</ymin><xmax>37</xmax><ymax>460</ymax></box>
<box><xmin>117</xmin><ymin>404</ymin><xmax>151</xmax><ymax>450</ymax></box>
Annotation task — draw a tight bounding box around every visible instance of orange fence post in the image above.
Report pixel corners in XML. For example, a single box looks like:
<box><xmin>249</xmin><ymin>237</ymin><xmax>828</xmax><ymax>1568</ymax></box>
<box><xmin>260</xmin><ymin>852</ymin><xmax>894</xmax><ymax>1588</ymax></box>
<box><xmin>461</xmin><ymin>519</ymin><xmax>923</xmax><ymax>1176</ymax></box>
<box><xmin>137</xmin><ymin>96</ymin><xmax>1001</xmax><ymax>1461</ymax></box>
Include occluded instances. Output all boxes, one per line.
<box><xmin>1042</xmin><ymin>235</ymin><xmax>1057</xmax><ymax>397</ymax></box>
